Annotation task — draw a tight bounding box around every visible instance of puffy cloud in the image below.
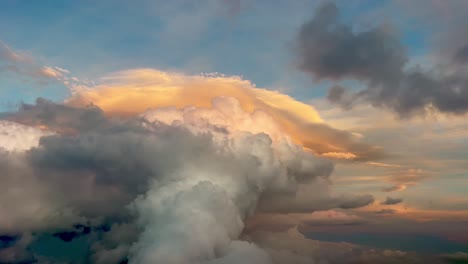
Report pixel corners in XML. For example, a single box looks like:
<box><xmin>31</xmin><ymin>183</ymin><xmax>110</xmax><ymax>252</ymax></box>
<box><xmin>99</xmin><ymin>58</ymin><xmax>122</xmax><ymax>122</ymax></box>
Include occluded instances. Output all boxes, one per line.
<box><xmin>257</xmin><ymin>180</ymin><xmax>374</xmax><ymax>214</ymax></box>
<box><xmin>4</xmin><ymin>97</ymin><xmax>108</xmax><ymax>134</ymax></box>
<box><xmin>296</xmin><ymin>2</ymin><xmax>406</xmax><ymax>84</ymax></box>
<box><xmin>296</xmin><ymin>2</ymin><xmax>468</xmax><ymax>117</ymax></box>
<box><xmin>0</xmin><ymin>98</ymin><xmax>375</xmax><ymax>263</ymax></box>
<box><xmin>0</xmin><ymin>120</ymin><xmax>52</xmax><ymax>152</ymax></box>
<box><xmin>67</xmin><ymin>68</ymin><xmax>384</xmax><ymax>160</ymax></box>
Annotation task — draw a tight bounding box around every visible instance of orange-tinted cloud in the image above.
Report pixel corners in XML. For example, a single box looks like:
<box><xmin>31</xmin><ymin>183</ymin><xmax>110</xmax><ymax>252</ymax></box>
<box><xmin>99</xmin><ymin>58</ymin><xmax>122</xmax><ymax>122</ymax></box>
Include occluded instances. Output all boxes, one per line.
<box><xmin>67</xmin><ymin>69</ymin><xmax>382</xmax><ymax>159</ymax></box>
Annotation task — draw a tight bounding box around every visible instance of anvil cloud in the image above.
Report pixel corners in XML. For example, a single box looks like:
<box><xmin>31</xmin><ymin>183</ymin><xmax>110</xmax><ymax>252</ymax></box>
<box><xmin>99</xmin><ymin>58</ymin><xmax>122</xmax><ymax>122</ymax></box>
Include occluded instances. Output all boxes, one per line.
<box><xmin>0</xmin><ymin>85</ymin><xmax>375</xmax><ymax>263</ymax></box>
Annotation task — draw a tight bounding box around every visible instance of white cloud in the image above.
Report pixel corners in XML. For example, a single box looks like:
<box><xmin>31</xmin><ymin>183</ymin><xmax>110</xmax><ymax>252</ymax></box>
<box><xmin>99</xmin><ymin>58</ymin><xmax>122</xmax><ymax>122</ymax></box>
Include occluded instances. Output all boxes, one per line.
<box><xmin>0</xmin><ymin>120</ymin><xmax>52</xmax><ymax>152</ymax></box>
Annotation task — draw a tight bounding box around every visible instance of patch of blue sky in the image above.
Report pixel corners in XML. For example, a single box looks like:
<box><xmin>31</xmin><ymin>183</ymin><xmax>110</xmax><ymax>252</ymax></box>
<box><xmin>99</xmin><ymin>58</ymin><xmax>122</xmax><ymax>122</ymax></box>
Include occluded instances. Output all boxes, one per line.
<box><xmin>0</xmin><ymin>76</ymin><xmax>69</xmax><ymax>111</ymax></box>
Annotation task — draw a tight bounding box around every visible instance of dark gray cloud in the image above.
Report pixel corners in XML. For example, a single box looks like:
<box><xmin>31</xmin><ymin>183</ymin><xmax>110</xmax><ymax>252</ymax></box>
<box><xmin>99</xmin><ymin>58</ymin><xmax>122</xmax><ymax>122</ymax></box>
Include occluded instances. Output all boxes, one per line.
<box><xmin>374</xmin><ymin>209</ymin><xmax>397</xmax><ymax>215</ymax></box>
<box><xmin>257</xmin><ymin>180</ymin><xmax>374</xmax><ymax>214</ymax></box>
<box><xmin>441</xmin><ymin>252</ymin><xmax>468</xmax><ymax>263</ymax></box>
<box><xmin>0</xmin><ymin>234</ymin><xmax>35</xmax><ymax>264</ymax></box>
<box><xmin>297</xmin><ymin>2</ymin><xmax>406</xmax><ymax>83</ymax></box>
<box><xmin>454</xmin><ymin>43</ymin><xmax>468</xmax><ymax>65</ymax></box>
<box><xmin>338</xmin><ymin>194</ymin><xmax>374</xmax><ymax>209</ymax></box>
<box><xmin>3</xmin><ymin>98</ymin><xmax>108</xmax><ymax>134</ymax></box>
<box><xmin>381</xmin><ymin>197</ymin><xmax>403</xmax><ymax>205</ymax></box>
<box><xmin>296</xmin><ymin>1</ymin><xmax>468</xmax><ymax>117</ymax></box>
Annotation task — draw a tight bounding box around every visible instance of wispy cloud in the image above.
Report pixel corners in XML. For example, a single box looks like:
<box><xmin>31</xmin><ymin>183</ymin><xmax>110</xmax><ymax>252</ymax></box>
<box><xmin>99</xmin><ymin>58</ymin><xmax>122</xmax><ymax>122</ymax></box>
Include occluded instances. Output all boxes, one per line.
<box><xmin>0</xmin><ymin>40</ymin><xmax>83</xmax><ymax>88</ymax></box>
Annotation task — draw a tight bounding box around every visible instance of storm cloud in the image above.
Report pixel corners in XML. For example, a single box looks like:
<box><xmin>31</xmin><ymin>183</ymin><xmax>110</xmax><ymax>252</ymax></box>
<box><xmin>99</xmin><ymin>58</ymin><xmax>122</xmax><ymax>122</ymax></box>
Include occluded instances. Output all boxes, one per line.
<box><xmin>0</xmin><ymin>98</ymin><xmax>374</xmax><ymax>263</ymax></box>
<box><xmin>296</xmin><ymin>2</ymin><xmax>468</xmax><ymax>117</ymax></box>
<box><xmin>381</xmin><ymin>197</ymin><xmax>403</xmax><ymax>205</ymax></box>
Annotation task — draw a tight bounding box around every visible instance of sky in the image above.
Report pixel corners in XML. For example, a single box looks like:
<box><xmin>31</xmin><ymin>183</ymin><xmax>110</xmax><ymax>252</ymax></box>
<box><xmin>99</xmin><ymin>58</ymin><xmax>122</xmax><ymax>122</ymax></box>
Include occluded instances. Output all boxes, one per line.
<box><xmin>0</xmin><ymin>1</ymin><xmax>468</xmax><ymax>263</ymax></box>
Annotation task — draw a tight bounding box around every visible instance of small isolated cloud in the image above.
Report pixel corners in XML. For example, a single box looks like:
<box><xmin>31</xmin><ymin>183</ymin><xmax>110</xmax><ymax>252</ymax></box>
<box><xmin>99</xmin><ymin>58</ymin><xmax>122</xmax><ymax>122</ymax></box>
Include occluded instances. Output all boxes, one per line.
<box><xmin>296</xmin><ymin>2</ymin><xmax>468</xmax><ymax>117</ymax></box>
<box><xmin>381</xmin><ymin>197</ymin><xmax>403</xmax><ymax>205</ymax></box>
<box><xmin>374</xmin><ymin>209</ymin><xmax>397</xmax><ymax>215</ymax></box>
<box><xmin>38</xmin><ymin>66</ymin><xmax>62</xmax><ymax>78</ymax></box>
<box><xmin>382</xmin><ymin>185</ymin><xmax>407</xmax><ymax>192</ymax></box>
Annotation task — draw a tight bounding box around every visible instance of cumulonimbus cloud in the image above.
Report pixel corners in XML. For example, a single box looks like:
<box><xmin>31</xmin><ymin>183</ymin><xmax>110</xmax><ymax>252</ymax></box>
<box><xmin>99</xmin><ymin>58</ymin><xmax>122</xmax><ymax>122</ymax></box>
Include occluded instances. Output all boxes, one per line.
<box><xmin>66</xmin><ymin>68</ymin><xmax>384</xmax><ymax>160</ymax></box>
<box><xmin>0</xmin><ymin>96</ymin><xmax>375</xmax><ymax>263</ymax></box>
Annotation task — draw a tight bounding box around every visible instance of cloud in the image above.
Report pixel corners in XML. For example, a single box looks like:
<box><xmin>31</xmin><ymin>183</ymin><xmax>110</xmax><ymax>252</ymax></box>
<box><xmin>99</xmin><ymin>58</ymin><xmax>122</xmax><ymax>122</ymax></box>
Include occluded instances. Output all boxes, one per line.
<box><xmin>245</xmin><ymin>210</ymin><xmax>366</xmax><ymax>234</ymax></box>
<box><xmin>296</xmin><ymin>2</ymin><xmax>406</xmax><ymax>83</ymax></box>
<box><xmin>0</xmin><ymin>97</ymin><xmax>375</xmax><ymax>263</ymax></box>
<box><xmin>38</xmin><ymin>66</ymin><xmax>62</xmax><ymax>78</ymax></box>
<box><xmin>383</xmin><ymin>168</ymin><xmax>430</xmax><ymax>192</ymax></box>
<box><xmin>322</xmin><ymin>151</ymin><xmax>357</xmax><ymax>160</ymax></box>
<box><xmin>374</xmin><ymin>209</ymin><xmax>397</xmax><ymax>215</ymax></box>
<box><xmin>0</xmin><ymin>41</ymin><xmax>27</xmax><ymax>63</ymax></box>
<box><xmin>0</xmin><ymin>233</ymin><xmax>35</xmax><ymax>264</ymax></box>
<box><xmin>296</xmin><ymin>2</ymin><xmax>468</xmax><ymax>117</ymax></box>
<box><xmin>382</xmin><ymin>185</ymin><xmax>407</xmax><ymax>192</ymax></box>
<box><xmin>257</xmin><ymin>180</ymin><xmax>374</xmax><ymax>214</ymax></box>
<box><xmin>244</xmin><ymin>227</ymin><xmax>444</xmax><ymax>264</ymax></box>
<box><xmin>454</xmin><ymin>43</ymin><xmax>468</xmax><ymax>64</ymax></box>
<box><xmin>381</xmin><ymin>197</ymin><xmax>403</xmax><ymax>205</ymax></box>
<box><xmin>315</xmin><ymin>100</ymin><xmax>467</xmax><ymax>200</ymax></box>
<box><xmin>0</xmin><ymin>41</ymin><xmax>70</xmax><ymax>83</ymax></box>
<box><xmin>67</xmin><ymin>68</ymin><xmax>384</xmax><ymax>160</ymax></box>
<box><xmin>4</xmin><ymin>97</ymin><xmax>108</xmax><ymax>134</ymax></box>
<box><xmin>441</xmin><ymin>252</ymin><xmax>468</xmax><ymax>262</ymax></box>
<box><xmin>0</xmin><ymin>120</ymin><xmax>53</xmax><ymax>152</ymax></box>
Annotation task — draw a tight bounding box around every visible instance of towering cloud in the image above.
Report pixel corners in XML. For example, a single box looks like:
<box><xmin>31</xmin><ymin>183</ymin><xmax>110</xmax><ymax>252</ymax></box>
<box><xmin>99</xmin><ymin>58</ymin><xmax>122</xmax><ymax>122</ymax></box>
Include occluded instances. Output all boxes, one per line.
<box><xmin>0</xmin><ymin>97</ymin><xmax>374</xmax><ymax>263</ymax></box>
<box><xmin>67</xmin><ymin>68</ymin><xmax>383</xmax><ymax>160</ymax></box>
<box><xmin>296</xmin><ymin>2</ymin><xmax>468</xmax><ymax>117</ymax></box>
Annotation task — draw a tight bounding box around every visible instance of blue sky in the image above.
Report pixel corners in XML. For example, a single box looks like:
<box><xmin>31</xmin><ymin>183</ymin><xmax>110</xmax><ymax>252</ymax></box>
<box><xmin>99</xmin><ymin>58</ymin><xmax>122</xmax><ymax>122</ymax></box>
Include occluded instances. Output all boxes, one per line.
<box><xmin>0</xmin><ymin>0</ymin><xmax>430</xmax><ymax>105</ymax></box>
